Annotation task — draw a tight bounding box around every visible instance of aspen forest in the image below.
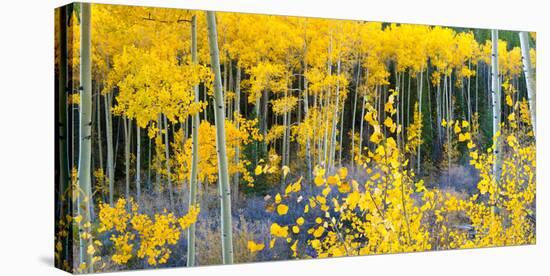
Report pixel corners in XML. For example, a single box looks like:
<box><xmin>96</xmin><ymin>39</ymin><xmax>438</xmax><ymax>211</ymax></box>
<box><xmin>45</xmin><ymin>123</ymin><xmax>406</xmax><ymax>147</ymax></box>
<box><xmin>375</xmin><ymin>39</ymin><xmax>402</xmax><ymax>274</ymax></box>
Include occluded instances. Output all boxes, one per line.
<box><xmin>54</xmin><ymin>3</ymin><xmax>536</xmax><ymax>273</ymax></box>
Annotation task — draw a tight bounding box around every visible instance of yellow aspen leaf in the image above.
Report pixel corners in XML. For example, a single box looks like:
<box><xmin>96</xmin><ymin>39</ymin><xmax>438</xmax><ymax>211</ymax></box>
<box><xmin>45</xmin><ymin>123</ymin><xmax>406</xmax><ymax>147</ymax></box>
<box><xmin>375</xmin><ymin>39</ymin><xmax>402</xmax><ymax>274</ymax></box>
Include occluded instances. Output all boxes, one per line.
<box><xmin>454</xmin><ymin>122</ymin><xmax>461</xmax><ymax>134</ymax></box>
<box><xmin>254</xmin><ymin>165</ymin><xmax>263</xmax><ymax>175</ymax></box>
<box><xmin>370</xmin><ymin>128</ymin><xmax>384</xmax><ymax>144</ymax></box>
<box><xmin>291</xmin><ymin>177</ymin><xmax>302</xmax><ymax>193</ymax></box>
<box><xmin>291</xmin><ymin>240</ymin><xmax>298</xmax><ymax>257</ymax></box>
<box><xmin>282</xmin><ymin>165</ymin><xmax>290</xmax><ymax>178</ymax></box>
<box><xmin>338</xmin><ymin>167</ymin><xmax>348</xmax><ymax>179</ymax></box>
<box><xmin>296</xmin><ymin>217</ymin><xmax>305</xmax><ymax>226</ymax></box>
<box><xmin>313</xmin><ymin>226</ymin><xmax>325</xmax><ymax>238</ymax></box>
<box><xmin>87</xmin><ymin>244</ymin><xmax>95</xmax><ymax>255</ymax></box>
<box><xmin>346</xmin><ymin>191</ymin><xmax>360</xmax><ymax>209</ymax></box>
<box><xmin>292</xmin><ymin>226</ymin><xmax>300</xmax><ymax>234</ymax></box>
<box><xmin>384</xmin><ymin>117</ymin><xmax>393</xmax><ymax>128</ymax></box>
<box><xmin>506</xmin><ymin>95</ymin><xmax>513</xmax><ymax>106</ymax></box>
<box><xmin>247</xmin><ymin>241</ymin><xmax>265</xmax><ymax>253</ymax></box>
<box><xmin>277</xmin><ymin>204</ymin><xmax>289</xmax><ymax>215</ymax></box>
<box><xmin>337</xmin><ymin>182</ymin><xmax>351</xmax><ymax>193</ymax></box>
<box><xmin>322</xmin><ymin>186</ymin><xmax>331</xmax><ymax>197</ymax></box>
<box><xmin>275</xmin><ymin>193</ymin><xmax>282</xmax><ymax>204</ymax></box>
<box><xmin>327</xmin><ymin>175</ymin><xmax>339</xmax><ymax>185</ymax></box>
<box><xmin>270</xmin><ymin>223</ymin><xmax>288</xmax><ymax>238</ymax></box>
<box><xmin>314</xmin><ymin>176</ymin><xmax>325</xmax><ymax>186</ymax></box>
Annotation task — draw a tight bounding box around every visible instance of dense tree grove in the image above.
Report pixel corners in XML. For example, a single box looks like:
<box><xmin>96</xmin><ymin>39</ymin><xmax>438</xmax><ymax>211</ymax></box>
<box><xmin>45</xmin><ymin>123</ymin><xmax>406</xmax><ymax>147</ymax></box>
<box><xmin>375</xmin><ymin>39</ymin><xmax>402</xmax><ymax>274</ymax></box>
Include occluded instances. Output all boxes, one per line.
<box><xmin>55</xmin><ymin>3</ymin><xmax>536</xmax><ymax>273</ymax></box>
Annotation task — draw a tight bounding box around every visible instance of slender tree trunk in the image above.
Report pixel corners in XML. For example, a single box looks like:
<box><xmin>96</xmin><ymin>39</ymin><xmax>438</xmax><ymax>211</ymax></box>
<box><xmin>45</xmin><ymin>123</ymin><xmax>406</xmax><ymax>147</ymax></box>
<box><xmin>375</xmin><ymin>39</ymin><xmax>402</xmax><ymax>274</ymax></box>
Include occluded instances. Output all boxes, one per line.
<box><xmin>358</xmin><ymin>95</ymin><xmax>366</xmax><ymax>162</ymax></box>
<box><xmin>147</xmin><ymin>134</ymin><xmax>151</xmax><ymax>190</ymax></box>
<box><xmin>407</xmin><ymin>72</ymin><xmax>411</xmax><ymax>126</ymax></box>
<box><xmin>156</xmin><ymin>115</ymin><xmax>162</xmax><ymax>191</ymax></box>
<box><xmin>519</xmin><ymin>31</ymin><xmax>536</xmax><ymax>135</ymax></box>
<box><xmin>262</xmin><ymin>89</ymin><xmax>268</xmax><ymax>155</ymax></box>
<box><xmin>136</xmin><ymin>125</ymin><xmax>141</xmax><ymax>199</ymax></box>
<box><xmin>491</xmin><ymin>30</ymin><xmax>503</xmax><ymax>193</ymax></box>
<box><xmin>323</xmin><ymin>36</ymin><xmax>332</xmax><ymax>171</ymax></box>
<box><xmin>435</xmin><ymin>79</ymin><xmax>443</xmax><ymax>149</ymax></box>
<box><xmin>123</xmin><ymin>118</ymin><xmax>132</xmax><ymax>203</ymax></box>
<box><xmin>446</xmin><ymin>75</ymin><xmax>451</xmax><ymax>179</ymax></box>
<box><xmin>351</xmin><ymin>61</ymin><xmax>361</xmax><ymax>170</ymax></box>
<box><xmin>104</xmin><ymin>93</ymin><xmax>115</xmax><ymax>206</ymax></box>
<box><xmin>206</xmin><ymin>11</ymin><xmax>234</xmax><ymax>264</ymax></box>
<box><xmin>57</xmin><ymin>5</ymin><xmax>69</xmax><ymax>220</ymax></box>
<box><xmin>163</xmin><ymin>114</ymin><xmax>174</xmax><ymax>209</ymax></box>
<box><xmin>417</xmin><ymin>67</ymin><xmax>424</xmax><ymax>174</ymax></box>
<box><xmin>329</xmin><ymin>56</ymin><xmax>341</xmax><ymax>170</ymax></box>
<box><xmin>467</xmin><ymin>60</ymin><xmax>472</xmax><ymax>124</ymax></box>
<box><xmin>396</xmin><ymin>71</ymin><xmax>402</xmax><ymax>151</ymax></box>
<box><xmin>233</xmin><ymin>63</ymin><xmax>241</xmax><ymax>200</ymax></box>
<box><xmin>77</xmin><ymin>3</ymin><xmax>93</xmax><ymax>272</ymax></box>
<box><xmin>475</xmin><ymin>61</ymin><xmax>479</xmax><ymax>116</ymax></box>
<box><xmin>187</xmin><ymin>15</ymin><xmax>199</xmax><ymax>267</ymax></box>
<box><xmin>96</xmin><ymin>88</ymin><xmax>103</xmax><ymax>173</ymax></box>
<box><xmin>338</xmin><ymin>96</ymin><xmax>345</xmax><ymax>166</ymax></box>
<box><xmin>203</xmin><ymin>85</ymin><xmax>208</xmax><ymax>121</ymax></box>
<box><xmin>303</xmin><ymin>65</ymin><xmax>312</xmax><ymax>181</ymax></box>
<box><xmin>56</xmin><ymin>6</ymin><xmax>71</xmax><ymax>265</ymax></box>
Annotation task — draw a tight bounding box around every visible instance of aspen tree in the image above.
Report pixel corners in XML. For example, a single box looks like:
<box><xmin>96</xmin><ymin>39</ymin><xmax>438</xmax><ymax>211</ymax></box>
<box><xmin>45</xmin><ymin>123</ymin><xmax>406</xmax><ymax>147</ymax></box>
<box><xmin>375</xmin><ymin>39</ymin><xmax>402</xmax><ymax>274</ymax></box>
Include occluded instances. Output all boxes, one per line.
<box><xmin>206</xmin><ymin>10</ymin><xmax>234</xmax><ymax>264</ymax></box>
<box><xmin>519</xmin><ymin>31</ymin><xmax>536</xmax><ymax>135</ymax></box>
<box><xmin>163</xmin><ymin>114</ymin><xmax>174</xmax><ymax>209</ymax></box>
<box><xmin>302</xmin><ymin>61</ymin><xmax>312</xmax><ymax>180</ymax></box>
<box><xmin>357</xmin><ymin>69</ymin><xmax>369</xmax><ymax>162</ymax></box>
<box><xmin>187</xmin><ymin>14</ymin><xmax>199</xmax><ymax>267</ymax></box>
<box><xmin>56</xmin><ymin>6</ymin><xmax>72</xmax><ymax>263</ymax></box>
<box><xmin>104</xmin><ymin>93</ymin><xmax>115</xmax><ymax>205</ymax></box>
<box><xmin>96</xmin><ymin>87</ymin><xmax>103</xmax><ymax>179</ymax></box>
<box><xmin>57</xmin><ymin>5</ymin><xmax>69</xmax><ymax>219</ymax></box>
<box><xmin>351</xmin><ymin>60</ymin><xmax>361</xmax><ymax>170</ymax></box>
<box><xmin>136</xmin><ymin>125</ymin><xmax>141</xmax><ymax>198</ymax></box>
<box><xmin>233</xmin><ymin>63</ymin><xmax>241</xmax><ymax>198</ymax></box>
<box><xmin>491</xmin><ymin>30</ymin><xmax>503</xmax><ymax>191</ymax></box>
<box><xmin>123</xmin><ymin>118</ymin><xmax>132</xmax><ymax>203</ymax></box>
<box><xmin>417</xmin><ymin>67</ymin><xmax>423</xmax><ymax>174</ymax></box>
<box><xmin>329</xmin><ymin>56</ymin><xmax>341</xmax><ymax>170</ymax></box>
<box><xmin>77</xmin><ymin>3</ymin><xmax>93</xmax><ymax>272</ymax></box>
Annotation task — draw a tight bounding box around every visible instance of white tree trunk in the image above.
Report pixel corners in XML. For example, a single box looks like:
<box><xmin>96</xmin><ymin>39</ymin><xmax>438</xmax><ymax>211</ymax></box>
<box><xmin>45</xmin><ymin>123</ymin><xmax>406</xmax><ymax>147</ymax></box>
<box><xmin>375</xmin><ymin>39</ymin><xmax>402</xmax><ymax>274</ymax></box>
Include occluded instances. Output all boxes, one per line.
<box><xmin>187</xmin><ymin>15</ymin><xmax>199</xmax><ymax>267</ymax></box>
<box><xmin>303</xmin><ymin>64</ymin><xmax>312</xmax><ymax>181</ymax></box>
<box><xmin>351</xmin><ymin>61</ymin><xmax>361</xmax><ymax>170</ymax></box>
<box><xmin>206</xmin><ymin>11</ymin><xmax>234</xmax><ymax>264</ymax></box>
<box><xmin>136</xmin><ymin>125</ymin><xmax>141</xmax><ymax>198</ymax></box>
<box><xmin>123</xmin><ymin>118</ymin><xmax>132</xmax><ymax>202</ymax></box>
<box><xmin>491</xmin><ymin>30</ymin><xmax>503</xmax><ymax>192</ymax></box>
<box><xmin>519</xmin><ymin>31</ymin><xmax>536</xmax><ymax>135</ymax></box>
<box><xmin>417</xmin><ymin>67</ymin><xmax>424</xmax><ymax>174</ymax></box>
<box><xmin>329</xmin><ymin>56</ymin><xmax>341</xmax><ymax>170</ymax></box>
<box><xmin>77</xmin><ymin>3</ymin><xmax>93</xmax><ymax>272</ymax></box>
<box><xmin>163</xmin><ymin>114</ymin><xmax>174</xmax><ymax>209</ymax></box>
<box><xmin>104</xmin><ymin>93</ymin><xmax>115</xmax><ymax>206</ymax></box>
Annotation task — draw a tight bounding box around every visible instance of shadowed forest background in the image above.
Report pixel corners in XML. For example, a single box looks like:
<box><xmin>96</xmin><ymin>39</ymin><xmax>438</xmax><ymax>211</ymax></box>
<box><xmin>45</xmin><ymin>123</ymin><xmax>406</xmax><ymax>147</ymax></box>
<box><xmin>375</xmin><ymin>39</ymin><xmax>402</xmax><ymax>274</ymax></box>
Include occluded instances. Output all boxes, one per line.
<box><xmin>54</xmin><ymin>3</ymin><xmax>536</xmax><ymax>274</ymax></box>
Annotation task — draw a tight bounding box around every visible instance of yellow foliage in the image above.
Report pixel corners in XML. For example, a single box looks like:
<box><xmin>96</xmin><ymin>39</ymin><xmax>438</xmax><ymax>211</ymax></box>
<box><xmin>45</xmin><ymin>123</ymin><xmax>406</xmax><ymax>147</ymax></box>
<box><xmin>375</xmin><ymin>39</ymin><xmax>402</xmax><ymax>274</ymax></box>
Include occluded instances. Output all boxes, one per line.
<box><xmin>247</xmin><ymin>241</ymin><xmax>265</xmax><ymax>253</ymax></box>
<box><xmin>98</xmin><ymin>198</ymin><xmax>199</xmax><ymax>266</ymax></box>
